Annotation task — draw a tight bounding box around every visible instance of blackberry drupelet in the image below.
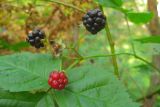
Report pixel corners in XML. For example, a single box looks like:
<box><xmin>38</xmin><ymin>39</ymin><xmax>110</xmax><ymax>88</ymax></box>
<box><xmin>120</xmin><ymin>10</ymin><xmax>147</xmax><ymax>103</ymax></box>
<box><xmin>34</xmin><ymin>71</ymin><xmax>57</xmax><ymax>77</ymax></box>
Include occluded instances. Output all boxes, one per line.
<box><xmin>26</xmin><ymin>29</ymin><xmax>45</xmax><ymax>49</ymax></box>
<box><xmin>82</xmin><ymin>9</ymin><xmax>106</xmax><ymax>34</ymax></box>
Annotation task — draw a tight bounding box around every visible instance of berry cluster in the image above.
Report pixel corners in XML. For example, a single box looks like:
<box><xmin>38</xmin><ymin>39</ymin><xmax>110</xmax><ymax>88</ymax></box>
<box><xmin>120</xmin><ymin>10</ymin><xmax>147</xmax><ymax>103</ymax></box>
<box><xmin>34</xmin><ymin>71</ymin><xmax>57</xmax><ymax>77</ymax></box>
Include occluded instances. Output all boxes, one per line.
<box><xmin>48</xmin><ymin>71</ymin><xmax>68</xmax><ymax>90</ymax></box>
<box><xmin>82</xmin><ymin>9</ymin><xmax>106</xmax><ymax>34</ymax></box>
<box><xmin>26</xmin><ymin>29</ymin><xmax>45</xmax><ymax>49</ymax></box>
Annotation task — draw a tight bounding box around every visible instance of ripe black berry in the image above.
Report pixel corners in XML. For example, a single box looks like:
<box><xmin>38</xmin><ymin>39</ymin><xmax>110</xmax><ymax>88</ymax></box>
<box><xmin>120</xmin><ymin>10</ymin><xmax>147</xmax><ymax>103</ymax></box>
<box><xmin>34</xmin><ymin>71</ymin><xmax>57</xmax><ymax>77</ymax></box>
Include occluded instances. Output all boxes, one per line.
<box><xmin>48</xmin><ymin>71</ymin><xmax>68</xmax><ymax>90</ymax></box>
<box><xmin>82</xmin><ymin>9</ymin><xmax>106</xmax><ymax>34</ymax></box>
<box><xmin>26</xmin><ymin>29</ymin><xmax>45</xmax><ymax>49</ymax></box>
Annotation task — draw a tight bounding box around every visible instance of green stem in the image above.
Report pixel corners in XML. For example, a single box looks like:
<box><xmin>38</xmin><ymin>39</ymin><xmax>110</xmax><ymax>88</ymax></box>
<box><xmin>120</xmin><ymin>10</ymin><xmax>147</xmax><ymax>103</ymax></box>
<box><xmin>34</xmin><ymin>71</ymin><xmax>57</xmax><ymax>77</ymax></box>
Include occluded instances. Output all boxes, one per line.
<box><xmin>65</xmin><ymin>47</ymin><xmax>83</xmax><ymax>59</ymax></box>
<box><xmin>137</xmin><ymin>86</ymin><xmax>160</xmax><ymax>101</ymax></box>
<box><xmin>84</xmin><ymin>53</ymin><xmax>160</xmax><ymax>73</ymax></box>
<box><xmin>64</xmin><ymin>52</ymin><xmax>160</xmax><ymax>73</ymax></box>
<box><xmin>59</xmin><ymin>58</ymin><xmax>62</xmax><ymax>71</ymax></box>
<box><xmin>100</xmin><ymin>6</ymin><xmax>120</xmax><ymax>79</ymax></box>
<box><xmin>125</xmin><ymin>16</ymin><xmax>136</xmax><ymax>55</ymax></box>
<box><xmin>134</xmin><ymin>55</ymin><xmax>160</xmax><ymax>73</ymax></box>
<box><xmin>83</xmin><ymin>53</ymin><xmax>132</xmax><ymax>59</ymax></box>
<box><xmin>66</xmin><ymin>60</ymin><xmax>81</xmax><ymax>71</ymax></box>
<box><xmin>47</xmin><ymin>0</ymin><xmax>85</xmax><ymax>13</ymax></box>
<box><xmin>104</xmin><ymin>23</ymin><xmax>120</xmax><ymax>78</ymax></box>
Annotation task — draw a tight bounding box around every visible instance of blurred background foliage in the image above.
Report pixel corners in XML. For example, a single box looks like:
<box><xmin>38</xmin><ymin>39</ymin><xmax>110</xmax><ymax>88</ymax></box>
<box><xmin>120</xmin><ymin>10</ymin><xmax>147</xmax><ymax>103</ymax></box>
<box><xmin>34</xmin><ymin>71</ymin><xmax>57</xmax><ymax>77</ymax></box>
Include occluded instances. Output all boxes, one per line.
<box><xmin>0</xmin><ymin>0</ymin><xmax>160</xmax><ymax>107</ymax></box>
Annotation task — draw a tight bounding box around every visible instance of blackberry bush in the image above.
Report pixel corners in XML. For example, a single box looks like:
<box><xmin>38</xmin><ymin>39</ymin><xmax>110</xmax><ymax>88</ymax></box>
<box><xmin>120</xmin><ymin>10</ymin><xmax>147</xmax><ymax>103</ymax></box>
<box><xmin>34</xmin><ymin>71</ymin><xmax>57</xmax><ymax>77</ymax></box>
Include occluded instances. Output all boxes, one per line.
<box><xmin>26</xmin><ymin>29</ymin><xmax>45</xmax><ymax>49</ymax></box>
<box><xmin>0</xmin><ymin>0</ymin><xmax>150</xmax><ymax>106</ymax></box>
<box><xmin>82</xmin><ymin>9</ymin><xmax>106</xmax><ymax>34</ymax></box>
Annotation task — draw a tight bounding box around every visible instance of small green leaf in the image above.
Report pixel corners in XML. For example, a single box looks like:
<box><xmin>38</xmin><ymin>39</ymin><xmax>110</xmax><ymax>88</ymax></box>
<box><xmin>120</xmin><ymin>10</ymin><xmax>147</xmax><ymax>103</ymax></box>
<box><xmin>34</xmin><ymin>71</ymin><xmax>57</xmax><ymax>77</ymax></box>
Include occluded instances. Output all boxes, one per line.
<box><xmin>94</xmin><ymin>0</ymin><xmax>123</xmax><ymax>8</ymax></box>
<box><xmin>135</xmin><ymin>36</ymin><xmax>160</xmax><ymax>43</ymax></box>
<box><xmin>0</xmin><ymin>52</ymin><xmax>60</xmax><ymax>92</ymax></box>
<box><xmin>126</xmin><ymin>12</ymin><xmax>153</xmax><ymax>24</ymax></box>
<box><xmin>54</xmin><ymin>64</ymin><xmax>139</xmax><ymax>107</ymax></box>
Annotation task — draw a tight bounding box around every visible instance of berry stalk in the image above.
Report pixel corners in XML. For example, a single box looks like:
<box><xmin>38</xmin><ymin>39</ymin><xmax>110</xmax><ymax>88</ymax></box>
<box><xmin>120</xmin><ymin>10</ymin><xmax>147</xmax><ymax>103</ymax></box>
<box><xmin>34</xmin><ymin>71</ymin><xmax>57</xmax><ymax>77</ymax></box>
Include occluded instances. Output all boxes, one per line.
<box><xmin>100</xmin><ymin>6</ymin><xmax>120</xmax><ymax>79</ymax></box>
<box><xmin>48</xmin><ymin>0</ymin><xmax>85</xmax><ymax>13</ymax></box>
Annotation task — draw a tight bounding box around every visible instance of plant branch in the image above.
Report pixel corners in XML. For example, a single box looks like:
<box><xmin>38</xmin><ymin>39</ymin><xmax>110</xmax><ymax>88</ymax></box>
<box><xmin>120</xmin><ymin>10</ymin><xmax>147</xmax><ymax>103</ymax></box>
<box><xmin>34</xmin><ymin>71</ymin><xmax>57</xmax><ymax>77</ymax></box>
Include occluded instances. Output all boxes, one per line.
<box><xmin>47</xmin><ymin>0</ymin><xmax>85</xmax><ymax>13</ymax></box>
<box><xmin>65</xmin><ymin>47</ymin><xmax>83</xmax><ymax>59</ymax></box>
<box><xmin>84</xmin><ymin>53</ymin><xmax>160</xmax><ymax>73</ymax></box>
<box><xmin>100</xmin><ymin>6</ymin><xmax>120</xmax><ymax>79</ymax></box>
<box><xmin>134</xmin><ymin>55</ymin><xmax>160</xmax><ymax>73</ymax></box>
<box><xmin>125</xmin><ymin>16</ymin><xmax>136</xmax><ymax>55</ymax></box>
<box><xmin>83</xmin><ymin>53</ymin><xmax>133</xmax><ymax>59</ymax></box>
<box><xmin>136</xmin><ymin>87</ymin><xmax>160</xmax><ymax>101</ymax></box>
<box><xmin>66</xmin><ymin>60</ymin><xmax>82</xmax><ymax>71</ymax></box>
<box><xmin>64</xmin><ymin>52</ymin><xmax>160</xmax><ymax>73</ymax></box>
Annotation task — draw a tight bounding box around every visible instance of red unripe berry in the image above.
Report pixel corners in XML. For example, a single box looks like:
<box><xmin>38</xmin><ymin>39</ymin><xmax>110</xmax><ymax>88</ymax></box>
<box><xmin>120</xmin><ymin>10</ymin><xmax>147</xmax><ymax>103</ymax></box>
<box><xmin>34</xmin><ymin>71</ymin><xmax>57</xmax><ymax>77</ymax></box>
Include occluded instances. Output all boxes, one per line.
<box><xmin>48</xmin><ymin>71</ymin><xmax>68</xmax><ymax>90</ymax></box>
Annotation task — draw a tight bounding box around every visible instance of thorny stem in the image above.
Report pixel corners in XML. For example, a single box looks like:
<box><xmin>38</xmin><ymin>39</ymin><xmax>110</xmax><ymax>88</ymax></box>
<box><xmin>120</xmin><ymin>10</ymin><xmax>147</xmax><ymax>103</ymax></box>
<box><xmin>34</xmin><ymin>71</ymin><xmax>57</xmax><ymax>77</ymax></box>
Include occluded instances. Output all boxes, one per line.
<box><xmin>47</xmin><ymin>0</ymin><xmax>85</xmax><ymax>13</ymax></box>
<box><xmin>66</xmin><ymin>60</ymin><xmax>82</xmax><ymax>71</ymax></box>
<box><xmin>134</xmin><ymin>55</ymin><xmax>160</xmax><ymax>73</ymax></box>
<box><xmin>100</xmin><ymin>6</ymin><xmax>120</xmax><ymax>79</ymax></box>
<box><xmin>64</xmin><ymin>52</ymin><xmax>160</xmax><ymax>73</ymax></box>
<box><xmin>65</xmin><ymin>47</ymin><xmax>83</xmax><ymax>59</ymax></box>
<box><xmin>137</xmin><ymin>87</ymin><xmax>160</xmax><ymax>101</ymax></box>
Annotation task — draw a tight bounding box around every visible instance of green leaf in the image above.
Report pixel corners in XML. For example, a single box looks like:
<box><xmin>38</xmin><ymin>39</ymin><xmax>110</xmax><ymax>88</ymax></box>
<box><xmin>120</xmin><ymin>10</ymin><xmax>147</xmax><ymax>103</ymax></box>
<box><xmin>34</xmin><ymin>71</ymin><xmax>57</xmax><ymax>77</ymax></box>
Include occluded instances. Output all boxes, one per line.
<box><xmin>0</xmin><ymin>39</ymin><xmax>10</xmax><ymax>49</ymax></box>
<box><xmin>54</xmin><ymin>64</ymin><xmax>139</xmax><ymax>107</ymax></box>
<box><xmin>126</xmin><ymin>12</ymin><xmax>153</xmax><ymax>24</ymax></box>
<box><xmin>94</xmin><ymin>0</ymin><xmax>123</xmax><ymax>8</ymax></box>
<box><xmin>0</xmin><ymin>88</ymin><xmax>55</xmax><ymax>107</ymax></box>
<box><xmin>10</xmin><ymin>41</ymin><xmax>30</xmax><ymax>51</ymax></box>
<box><xmin>0</xmin><ymin>99</ymin><xmax>34</xmax><ymax>107</ymax></box>
<box><xmin>0</xmin><ymin>88</ymin><xmax>45</xmax><ymax>107</ymax></box>
<box><xmin>36</xmin><ymin>94</ymin><xmax>55</xmax><ymax>107</ymax></box>
<box><xmin>134</xmin><ymin>64</ymin><xmax>152</xmax><ymax>73</ymax></box>
<box><xmin>135</xmin><ymin>36</ymin><xmax>160</xmax><ymax>43</ymax></box>
<box><xmin>0</xmin><ymin>39</ymin><xmax>29</xmax><ymax>51</ymax></box>
<box><xmin>0</xmin><ymin>52</ymin><xmax>60</xmax><ymax>92</ymax></box>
